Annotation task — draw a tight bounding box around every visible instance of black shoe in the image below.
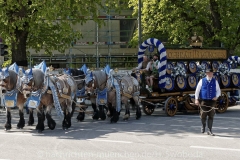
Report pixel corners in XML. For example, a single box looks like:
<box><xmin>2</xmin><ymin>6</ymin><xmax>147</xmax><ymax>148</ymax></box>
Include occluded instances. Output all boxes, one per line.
<box><xmin>201</xmin><ymin>128</ymin><xmax>205</xmax><ymax>133</ymax></box>
<box><xmin>207</xmin><ymin>130</ymin><xmax>215</xmax><ymax>136</ymax></box>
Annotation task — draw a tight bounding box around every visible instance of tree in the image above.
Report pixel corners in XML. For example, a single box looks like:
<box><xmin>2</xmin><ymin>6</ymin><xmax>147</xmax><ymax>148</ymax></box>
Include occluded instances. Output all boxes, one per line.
<box><xmin>128</xmin><ymin>0</ymin><xmax>240</xmax><ymax>54</ymax></box>
<box><xmin>0</xmin><ymin>0</ymin><xmax>123</xmax><ymax>66</ymax></box>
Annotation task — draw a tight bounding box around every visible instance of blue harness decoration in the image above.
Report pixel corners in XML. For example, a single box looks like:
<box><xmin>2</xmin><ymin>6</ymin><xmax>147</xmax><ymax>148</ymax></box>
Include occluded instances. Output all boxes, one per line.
<box><xmin>26</xmin><ymin>90</ymin><xmax>42</xmax><ymax>108</ymax></box>
<box><xmin>49</xmin><ymin>77</ymin><xmax>63</xmax><ymax>116</ymax></box>
<box><xmin>4</xmin><ymin>89</ymin><xmax>18</xmax><ymax>108</ymax></box>
<box><xmin>113</xmin><ymin>78</ymin><xmax>121</xmax><ymax>112</ymax></box>
<box><xmin>76</xmin><ymin>87</ymin><xmax>86</xmax><ymax>103</ymax></box>
<box><xmin>96</xmin><ymin>88</ymin><xmax>108</xmax><ymax>106</ymax></box>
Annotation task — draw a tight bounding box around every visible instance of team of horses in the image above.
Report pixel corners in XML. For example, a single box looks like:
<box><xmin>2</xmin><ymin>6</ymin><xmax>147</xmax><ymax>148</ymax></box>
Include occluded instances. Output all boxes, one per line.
<box><xmin>0</xmin><ymin>62</ymin><xmax>142</xmax><ymax>132</ymax></box>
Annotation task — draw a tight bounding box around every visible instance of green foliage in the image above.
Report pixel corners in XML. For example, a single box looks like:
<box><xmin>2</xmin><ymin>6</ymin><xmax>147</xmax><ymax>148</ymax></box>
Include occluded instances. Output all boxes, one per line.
<box><xmin>128</xmin><ymin>0</ymin><xmax>240</xmax><ymax>54</ymax></box>
<box><xmin>0</xmin><ymin>0</ymin><xmax>123</xmax><ymax>62</ymax></box>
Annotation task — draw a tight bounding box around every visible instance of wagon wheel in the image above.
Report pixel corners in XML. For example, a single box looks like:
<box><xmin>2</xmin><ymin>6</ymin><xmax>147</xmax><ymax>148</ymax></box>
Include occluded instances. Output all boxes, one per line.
<box><xmin>142</xmin><ymin>102</ymin><xmax>155</xmax><ymax>115</ymax></box>
<box><xmin>216</xmin><ymin>92</ymin><xmax>229</xmax><ymax>113</ymax></box>
<box><xmin>164</xmin><ymin>97</ymin><xmax>178</xmax><ymax>116</ymax></box>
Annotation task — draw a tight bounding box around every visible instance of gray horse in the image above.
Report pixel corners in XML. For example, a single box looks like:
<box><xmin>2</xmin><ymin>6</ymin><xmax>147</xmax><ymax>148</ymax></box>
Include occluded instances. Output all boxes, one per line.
<box><xmin>0</xmin><ymin>64</ymin><xmax>27</xmax><ymax>130</ymax></box>
<box><xmin>85</xmin><ymin>70</ymin><xmax>108</xmax><ymax>121</ymax></box>
<box><xmin>107</xmin><ymin>73</ymin><xmax>142</xmax><ymax>122</ymax></box>
<box><xmin>85</xmin><ymin>70</ymin><xmax>142</xmax><ymax>123</ymax></box>
<box><xmin>22</xmin><ymin>65</ymin><xmax>77</xmax><ymax>132</ymax></box>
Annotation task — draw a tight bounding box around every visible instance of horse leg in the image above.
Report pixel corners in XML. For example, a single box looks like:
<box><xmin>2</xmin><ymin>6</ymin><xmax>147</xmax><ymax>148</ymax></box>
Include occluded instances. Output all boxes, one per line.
<box><xmin>110</xmin><ymin>106</ymin><xmax>119</xmax><ymax>123</ymax></box>
<box><xmin>28</xmin><ymin>108</ymin><xmax>34</xmax><ymax>126</ymax></box>
<box><xmin>92</xmin><ymin>103</ymin><xmax>99</xmax><ymax>120</ymax></box>
<box><xmin>71</xmin><ymin>96</ymin><xmax>76</xmax><ymax>117</ymax></box>
<box><xmin>36</xmin><ymin>107</ymin><xmax>45</xmax><ymax>133</ymax></box>
<box><xmin>133</xmin><ymin>96</ymin><xmax>142</xmax><ymax>120</ymax></box>
<box><xmin>98</xmin><ymin>105</ymin><xmax>106</xmax><ymax>120</ymax></box>
<box><xmin>107</xmin><ymin>103</ymin><xmax>113</xmax><ymax>117</ymax></box>
<box><xmin>62</xmin><ymin>101</ymin><xmax>72</xmax><ymax>130</ymax></box>
<box><xmin>76</xmin><ymin>102</ymin><xmax>85</xmax><ymax>121</ymax></box>
<box><xmin>45</xmin><ymin>106</ymin><xmax>56</xmax><ymax>130</ymax></box>
<box><xmin>17</xmin><ymin>108</ymin><xmax>25</xmax><ymax>129</ymax></box>
<box><xmin>122</xmin><ymin>98</ymin><xmax>130</xmax><ymax>121</ymax></box>
<box><xmin>4</xmin><ymin>107</ymin><xmax>12</xmax><ymax>131</ymax></box>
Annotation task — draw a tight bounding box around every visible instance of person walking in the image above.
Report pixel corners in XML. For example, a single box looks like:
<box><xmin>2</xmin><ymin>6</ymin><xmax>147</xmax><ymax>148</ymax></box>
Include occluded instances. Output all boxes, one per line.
<box><xmin>195</xmin><ymin>68</ymin><xmax>221</xmax><ymax>136</ymax></box>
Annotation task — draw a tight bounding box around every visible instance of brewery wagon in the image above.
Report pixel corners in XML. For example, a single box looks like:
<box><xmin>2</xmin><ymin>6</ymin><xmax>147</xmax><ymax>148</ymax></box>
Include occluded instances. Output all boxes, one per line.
<box><xmin>137</xmin><ymin>38</ymin><xmax>240</xmax><ymax>116</ymax></box>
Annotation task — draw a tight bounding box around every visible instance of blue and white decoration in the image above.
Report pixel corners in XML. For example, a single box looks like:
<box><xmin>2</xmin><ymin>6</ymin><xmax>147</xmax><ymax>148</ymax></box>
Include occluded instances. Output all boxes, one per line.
<box><xmin>34</xmin><ymin>61</ymin><xmax>47</xmax><ymax>74</ymax></box>
<box><xmin>9</xmin><ymin>62</ymin><xmax>19</xmax><ymax>74</ymax></box>
<box><xmin>21</xmin><ymin>68</ymin><xmax>33</xmax><ymax>84</ymax></box>
<box><xmin>227</xmin><ymin>56</ymin><xmax>240</xmax><ymax>68</ymax></box>
<box><xmin>103</xmin><ymin>64</ymin><xmax>111</xmax><ymax>76</ymax></box>
<box><xmin>0</xmin><ymin>67</ymin><xmax>9</xmax><ymax>79</ymax></box>
<box><xmin>96</xmin><ymin>88</ymin><xmax>108</xmax><ymax>106</ymax></box>
<box><xmin>49</xmin><ymin>79</ymin><xmax>63</xmax><ymax>116</ymax></box>
<box><xmin>4</xmin><ymin>89</ymin><xmax>18</xmax><ymax>108</ymax></box>
<box><xmin>138</xmin><ymin>38</ymin><xmax>167</xmax><ymax>88</ymax></box>
<box><xmin>80</xmin><ymin>64</ymin><xmax>88</xmax><ymax>75</ymax></box>
<box><xmin>85</xmin><ymin>72</ymin><xmax>93</xmax><ymax>85</ymax></box>
<box><xmin>26</xmin><ymin>90</ymin><xmax>42</xmax><ymax>108</ymax></box>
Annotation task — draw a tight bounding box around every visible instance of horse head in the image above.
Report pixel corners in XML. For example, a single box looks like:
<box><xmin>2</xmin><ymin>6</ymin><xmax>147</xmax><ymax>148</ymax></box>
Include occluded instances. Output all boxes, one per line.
<box><xmin>67</xmin><ymin>69</ymin><xmax>86</xmax><ymax>97</ymax></box>
<box><xmin>85</xmin><ymin>71</ymin><xmax>108</xmax><ymax>96</ymax></box>
<box><xmin>0</xmin><ymin>67</ymin><xmax>18</xmax><ymax>93</ymax></box>
<box><xmin>22</xmin><ymin>68</ymin><xmax>45</xmax><ymax>98</ymax></box>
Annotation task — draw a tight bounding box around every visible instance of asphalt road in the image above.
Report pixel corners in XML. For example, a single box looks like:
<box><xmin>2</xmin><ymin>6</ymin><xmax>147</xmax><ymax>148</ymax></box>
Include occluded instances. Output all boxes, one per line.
<box><xmin>0</xmin><ymin>105</ymin><xmax>240</xmax><ymax>160</ymax></box>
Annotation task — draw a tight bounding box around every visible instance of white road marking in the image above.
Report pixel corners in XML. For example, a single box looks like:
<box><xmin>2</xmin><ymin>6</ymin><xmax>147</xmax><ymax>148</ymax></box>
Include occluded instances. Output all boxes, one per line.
<box><xmin>87</xmin><ymin>139</ymin><xmax>133</xmax><ymax>144</ymax></box>
<box><xmin>188</xmin><ymin>135</ymin><xmax>207</xmax><ymax>138</ymax></box>
<box><xmin>150</xmin><ymin>123</ymin><xmax>165</xmax><ymax>125</ymax></box>
<box><xmin>213</xmin><ymin>127</ymin><xmax>229</xmax><ymax>129</ymax></box>
<box><xmin>117</xmin><ymin>122</ymin><xmax>127</xmax><ymax>124</ymax></box>
<box><xmin>214</xmin><ymin>137</ymin><xmax>234</xmax><ymax>140</ymax></box>
<box><xmin>0</xmin><ymin>132</ymin><xmax>31</xmax><ymax>136</ymax></box>
<box><xmin>131</xmin><ymin>122</ymin><xmax>146</xmax><ymax>125</ymax></box>
<box><xmin>190</xmin><ymin>146</ymin><xmax>240</xmax><ymax>151</ymax></box>
<box><xmin>190</xmin><ymin>126</ymin><xmax>201</xmax><ymax>128</ymax></box>
<box><xmin>96</xmin><ymin>130</ymin><xmax>113</xmax><ymax>132</ymax></box>
<box><xmin>170</xmin><ymin>125</ymin><xmax>185</xmax><ymax>126</ymax></box>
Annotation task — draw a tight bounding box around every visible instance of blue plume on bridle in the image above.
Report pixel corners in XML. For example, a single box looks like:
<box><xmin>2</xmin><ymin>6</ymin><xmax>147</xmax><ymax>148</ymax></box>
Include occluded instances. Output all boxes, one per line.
<box><xmin>22</xmin><ymin>68</ymin><xmax>33</xmax><ymax>84</ymax></box>
<box><xmin>0</xmin><ymin>67</ymin><xmax>9</xmax><ymax>79</ymax></box>
<box><xmin>9</xmin><ymin>62</ymin><xmax>19</xmax><ymax>75</ymax></box>
<box><xmin>80</xmin><ymin>64</ymin><xmax>88</xmax><ymax>75</ymax></box>
<box><xmin>85</xmin><ymin>72</ymin><xmax>93</xmax><ymax>84</ymax></box>
<box><xmin>34</xmin><ymin>61</ymin><xmax>47</xmax><ymax>74</ymax></box>
<box><xmin>64</xmin><ymin>68</ymin><xmax>71</xmax><ymax>75</ymax></box>
<box><xmin>103</xmin><ymin>64</ymin><xmax>111</xmax><ymax>76</ymax></box>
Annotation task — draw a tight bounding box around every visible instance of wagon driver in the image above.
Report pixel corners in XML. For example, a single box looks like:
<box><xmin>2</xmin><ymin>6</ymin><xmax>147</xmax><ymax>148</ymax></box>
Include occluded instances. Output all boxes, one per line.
<box><xmin>194</xmin><ymin>68</ymin><xmax>221</xmax><ymax>136</ymax></box>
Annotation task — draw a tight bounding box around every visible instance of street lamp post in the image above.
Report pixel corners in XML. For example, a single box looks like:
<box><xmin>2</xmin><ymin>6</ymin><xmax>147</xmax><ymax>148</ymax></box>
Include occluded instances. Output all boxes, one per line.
<box><xmin>138</xmin><ymin>0</ymin><xmax>142</xmax><ymax>47</ymax></box>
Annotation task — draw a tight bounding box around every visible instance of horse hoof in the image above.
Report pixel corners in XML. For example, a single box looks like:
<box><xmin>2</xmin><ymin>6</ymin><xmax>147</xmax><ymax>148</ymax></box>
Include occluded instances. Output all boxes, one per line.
<box><xmin>17</xmin><ymin>127</ymin><xmax>23</xmax><ymax>129</ymax></box>
<box><xmin>38</xmin><ymin>130</ymin><xmax>43</xmax><ymax>133</ymax></box>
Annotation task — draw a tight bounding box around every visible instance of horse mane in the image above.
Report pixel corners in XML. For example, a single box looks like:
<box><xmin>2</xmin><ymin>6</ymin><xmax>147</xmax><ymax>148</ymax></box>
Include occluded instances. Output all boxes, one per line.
<box><xmin>69</xmin><ymin>69</ymin><xmax>85</xmax><ymax>77</ymax></box>
<box><xmin>8</xmin><ymin>70</ymin><xmax>18</xmax><ymax>89</ymax></box>
<box><xmin>92</xmin><ymin>71</ymin><xmax>107</xmax><ymax>88</ymax></box>
<box><xmin>32</xmin><ymin>69</ymin><xmax>45</xmax><ymax>88</ymax></box>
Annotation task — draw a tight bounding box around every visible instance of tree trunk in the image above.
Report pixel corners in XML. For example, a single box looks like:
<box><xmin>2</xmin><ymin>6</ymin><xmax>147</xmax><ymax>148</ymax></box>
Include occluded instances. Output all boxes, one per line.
<box><xmin>11</xmin><ymin>29</ymin><xmax>28</xmax><ymax>67</ymax></box>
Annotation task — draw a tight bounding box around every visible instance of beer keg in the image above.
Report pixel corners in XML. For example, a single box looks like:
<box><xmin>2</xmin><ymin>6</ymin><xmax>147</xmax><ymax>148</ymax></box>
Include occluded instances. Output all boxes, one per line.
<box><xmin>212</xmin><ymin>61</ymin><xmax>220</xmax><ymax>72</ymax></box>
<box><xmin>175</xmin><ymin>75</ymin><xmax>187</xmax><ymax>90</ymax></box>
<box><xmin>231</xmin><ymin>73</ymin><xmax>240</xmax><ymax>87</ymax></box>
<box><xmin>200</xmin><ymin>61</ymin><xmax>210</xmax><ymax>70</ymax></box>
<box><xmin>186</xmin><ymin>74</ymin><xmax>198</xmax><ymax>90</ymax></box>
<box><xmin>166</xmin><ymin>61</ymin><xmax>174</xmax><ymax>75</ymax></box>
<box><xmin>221</xmin><ymin>74</ymin><xmax>231</xmax><ymax>88</ymax></box>
<box><xmin>165</xmin><ymin>75</ymin><xmax>175</xmax><ymax>91</ymax></box>
<box><xmin>188</xmin><ymin>61</ymin><xmax>198</xmax><ymax>74</ymax></box>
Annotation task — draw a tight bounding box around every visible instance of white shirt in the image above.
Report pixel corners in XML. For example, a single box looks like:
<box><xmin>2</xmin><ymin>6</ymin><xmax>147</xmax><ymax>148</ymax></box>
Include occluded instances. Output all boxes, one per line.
<box><xmin>136</xmin><ymin>61</ymin><xmax>151</xmax><ymax>70</ymax></box>
<box><xmin>195</xmin><ymin>77</ymin><xmax>221</xmax><ymax>100</ymax></box>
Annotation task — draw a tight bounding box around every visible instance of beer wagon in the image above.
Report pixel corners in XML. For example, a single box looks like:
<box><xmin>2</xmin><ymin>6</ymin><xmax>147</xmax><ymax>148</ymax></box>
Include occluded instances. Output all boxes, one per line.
<box><xmin>137</xmin><ymin>38</ymin><xmax>240</xmax><ymax>116</ymax></box>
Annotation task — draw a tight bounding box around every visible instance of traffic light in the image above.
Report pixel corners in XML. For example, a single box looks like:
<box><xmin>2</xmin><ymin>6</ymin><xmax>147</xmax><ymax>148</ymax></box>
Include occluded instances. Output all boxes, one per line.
<box><xmin>0</xmin><ymin>43</ymin><xmax>8</xmax><ymax>56</ymax></box>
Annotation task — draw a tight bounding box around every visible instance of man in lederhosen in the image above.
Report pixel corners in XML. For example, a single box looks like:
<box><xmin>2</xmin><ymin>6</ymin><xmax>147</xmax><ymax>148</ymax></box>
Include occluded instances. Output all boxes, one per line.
<box><xmin>195</xmin><ymin>68</ymin><xmax>221</xmax><ymax>136</ymax></box>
